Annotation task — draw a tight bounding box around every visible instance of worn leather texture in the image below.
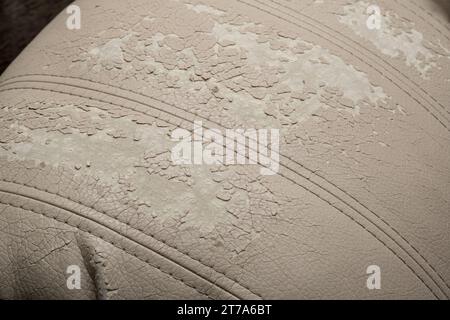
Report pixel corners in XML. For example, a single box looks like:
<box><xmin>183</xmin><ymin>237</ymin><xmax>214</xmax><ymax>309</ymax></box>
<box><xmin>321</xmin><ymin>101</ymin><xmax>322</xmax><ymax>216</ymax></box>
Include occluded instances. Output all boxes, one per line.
<box><xmin>0</xmin><ymin>0</ymin><xmax>449</xmax><ymax>299</ymax></box>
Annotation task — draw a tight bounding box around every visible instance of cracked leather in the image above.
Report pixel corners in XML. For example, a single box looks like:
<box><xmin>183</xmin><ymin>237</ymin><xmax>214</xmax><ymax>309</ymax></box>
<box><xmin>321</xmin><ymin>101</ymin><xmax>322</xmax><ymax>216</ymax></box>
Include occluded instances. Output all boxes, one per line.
<box><xmin>0</xmin><ymin>0</ymin><xmax>449</xmax><ymax>299</ymax></box>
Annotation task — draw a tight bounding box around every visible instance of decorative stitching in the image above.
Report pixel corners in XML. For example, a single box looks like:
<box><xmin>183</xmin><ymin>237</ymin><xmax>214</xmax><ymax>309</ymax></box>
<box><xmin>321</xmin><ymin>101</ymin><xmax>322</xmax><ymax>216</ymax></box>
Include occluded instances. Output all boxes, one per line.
<box><xmin>0</xmin><ymin>180</ymin><xmax>257</xmax><ymax>299</ymax></box>
<box><xmin>257</xmin><ymin>0</ymin><xmax>450</xmax><ymax>293</ymax></box>
<box><xmin>392</xmin><ymin>0</ymin><xmax>450</xmax><ymax>43</ymax></box>
<box><xmin>239</xmin><ymin>0</ymin><xmax>449</xmax><ymax>130</ymax></box>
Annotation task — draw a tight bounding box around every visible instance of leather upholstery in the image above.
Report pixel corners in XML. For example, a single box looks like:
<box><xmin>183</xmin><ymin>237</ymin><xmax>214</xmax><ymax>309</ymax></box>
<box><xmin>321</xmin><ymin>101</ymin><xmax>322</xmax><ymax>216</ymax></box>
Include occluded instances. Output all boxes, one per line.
<box><xmin>0</xmin><ymin>0</ymin><xmax>449</xmax><ymax>299</ymax></box>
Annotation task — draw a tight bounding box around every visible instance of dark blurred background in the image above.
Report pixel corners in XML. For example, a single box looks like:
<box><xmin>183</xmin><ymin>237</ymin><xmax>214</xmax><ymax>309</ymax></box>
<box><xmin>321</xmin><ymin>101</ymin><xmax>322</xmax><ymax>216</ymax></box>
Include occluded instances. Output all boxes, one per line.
<box><xmin>0</xmin><ymin>0</ymin><xmax>73</xmax><ymax>74</ymax></box>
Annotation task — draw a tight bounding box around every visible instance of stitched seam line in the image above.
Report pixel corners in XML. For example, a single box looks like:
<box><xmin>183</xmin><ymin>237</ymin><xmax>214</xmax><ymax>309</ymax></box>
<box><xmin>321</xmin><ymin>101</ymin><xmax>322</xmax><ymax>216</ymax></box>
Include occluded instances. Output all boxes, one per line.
<box><xmin>0</xmin><ymin>183</ymin><xmax>254</xmax><ymax>299</ymax></box>
<box><xmin>256</xmin><ymin>0</ymin><xmax>450</xmax><ymax>292</ymax></box>
<box><xmin>0</xmin><ymin>198</ymin><xmax>213</xmax><ymax>300</ymax></box>
<box><xmin>392</xmin><ymin>0</ymin><xmax>450</xmax><ymax>42</ymax></box>
<box><xmin>0</xmin><ymin>80</ymin><xmax>447</xmax><ymax>298</ymax></box>
<box><xmin>267</xmin><ymin>0</ymin><xmax>449</xmax><ymax>116</ymax></box>
<box><xmin>0</xmin><ymin>179</ymin><xmax>256</xmax><ymax>299</ymax></box>
<box><xmin>239</xmin><ymin>0</ymin><xmax>449</xmax><ymax>129</ymax></box>
<box><xmin>411</xmin><ymin>0</ymin><xmax>450</xmax><ymax>32</ymax></box>
<box><xmin>263</xmin><ymin>0</ymin><xmax>450</xmax><ymax>121</ymax></box>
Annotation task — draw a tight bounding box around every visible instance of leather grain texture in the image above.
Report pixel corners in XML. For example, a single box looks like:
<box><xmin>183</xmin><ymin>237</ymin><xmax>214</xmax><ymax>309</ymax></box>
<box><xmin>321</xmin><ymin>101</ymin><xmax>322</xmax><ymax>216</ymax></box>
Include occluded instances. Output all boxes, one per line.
<box><xmin>0</xmin><ymin>0</ymin><xmax>449</xmax><ymax>299</ymax></box>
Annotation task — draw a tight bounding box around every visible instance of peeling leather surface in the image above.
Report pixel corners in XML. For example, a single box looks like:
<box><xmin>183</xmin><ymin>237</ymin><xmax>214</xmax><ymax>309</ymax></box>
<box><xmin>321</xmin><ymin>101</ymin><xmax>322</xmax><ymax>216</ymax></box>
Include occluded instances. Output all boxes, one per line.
<box><xmin>0</xmin><ymin>0</ymin><xmax>449</xmax><ymax>299</ymax></box>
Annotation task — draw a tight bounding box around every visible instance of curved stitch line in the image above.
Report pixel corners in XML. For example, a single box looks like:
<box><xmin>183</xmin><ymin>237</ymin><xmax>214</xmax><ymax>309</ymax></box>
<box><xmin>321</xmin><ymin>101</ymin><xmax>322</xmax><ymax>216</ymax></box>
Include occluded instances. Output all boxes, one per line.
<box><xmin>238</xmin><ymin>0</ymin><xmax>449</xmax><ymax>129</ymax></box>
<box><xmin>266</xmin><ymin>0</ymin><xmax>450</xmax><ymax>117</ymax></box>
<box><xmin>0</xmin><ymin>198</ymin><xmax>212</xmax><ymax>300</ymax></box>
<box><xmin>0</xmin><ymin>184</ymin><xmax>251</xmax><ymax>300</ymax></box>
<box><xmin>262</xmin><ymin>0</ymin><xmax>450</xmax><ymax>121</ymax></box>
<box><xmin>0</xmin><ymin>80</ymin><xmax>446</xmax><ymax>297</ymax></box>
<box><xmin>256</xmin><ymin>0</ymin><xmax>450</xmax><ymax>291</ymax></box>
<box><xmin>0</xmin><ymin>169</ymin><xmax>440</xmax><ymax>300</ymax></box>
<box><xmin>0</xmin><ymin>177</ymin><xmax>256</xmax><ymax>299</ymax></box>
<box><xmin>1</xmin><ymin>166</ymin><xmax>259</xmax><ymax>299</ymax></box>
<box><xmin>411</xmin><ymin>0</ymin><xmax>450</xmax><ymax>32</ymax></box>
<box><xmin>0</xmin><ymin>82</ymin><xmax>446</xmax><ymax>299</ymax></box>
<box><xmin>1</xmin><ymin>74</ymin><xmax>448</xmax><ymax>297</ymax></box>
<box><xmin>393</xmin><ymin>0</ymin><xmax>450</xmax><ymax>43</ymax></box>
